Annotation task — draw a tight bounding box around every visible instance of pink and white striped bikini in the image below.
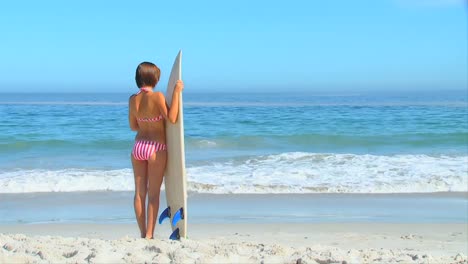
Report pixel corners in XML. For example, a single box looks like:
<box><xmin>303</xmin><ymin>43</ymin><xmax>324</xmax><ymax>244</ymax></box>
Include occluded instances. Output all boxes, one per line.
<box><xmin>132</xmin><ymin>88</ymin><xmax>167</xmax><ymax>161</ymax></box>
<box><xmin>133</xmin><ymin>140</ymin><xmax>167</xmax><ymax>160</ymax></box>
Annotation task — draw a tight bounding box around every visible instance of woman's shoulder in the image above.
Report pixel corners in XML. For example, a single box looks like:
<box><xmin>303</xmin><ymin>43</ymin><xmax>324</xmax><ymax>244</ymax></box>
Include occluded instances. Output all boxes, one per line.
<box><xmin>151</xmin><ymin>91</ymin><xmax>166</xmax><ymax>103</ymax></box>
<box><xmin>128</xmin><ymin>93</ymin><xmax>137</xmax><ymax>102</ymax></box>
<box><xmin>152</xmin><ymin>91</ymin><xmax>164</xmax><ymax>97</ymax></box>
<box><xmin>128</xmin><ymin>90</ymin><xmax>164</xmax><ymax>104</ymax></box>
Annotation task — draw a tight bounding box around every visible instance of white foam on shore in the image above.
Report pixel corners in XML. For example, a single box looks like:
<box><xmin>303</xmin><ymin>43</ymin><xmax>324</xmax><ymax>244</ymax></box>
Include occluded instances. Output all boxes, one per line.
<box><xmin>188</xmin><ymin>153</ymin><xmax>468</xmax><ymax>194</ymax></box>
<box><xmin>0</xmin><ymin>153</ymin><xmax>466</xmax><ymax>194</ymax></box>
<box><xmin>0</xmin><ymin>169</ymin><xmax>133</xmax><ymax>193</ymax></box>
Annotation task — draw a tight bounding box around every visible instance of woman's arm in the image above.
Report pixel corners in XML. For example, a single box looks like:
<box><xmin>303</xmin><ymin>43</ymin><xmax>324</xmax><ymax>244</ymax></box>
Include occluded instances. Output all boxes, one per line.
<box><xmin>157</xmin><ymin>80</ymin><xmax>184</xmax><ymax>124</ymax></box>
<box><xmin>128</xmin><ymin>96</ymin><xmax>139</xmax><ymax>131</ymax></box>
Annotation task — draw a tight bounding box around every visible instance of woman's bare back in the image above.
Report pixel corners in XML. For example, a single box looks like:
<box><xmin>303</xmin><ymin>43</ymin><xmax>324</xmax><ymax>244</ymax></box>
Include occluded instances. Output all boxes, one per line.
<box><xmin>130</xmin><ymin>91</ymin><xmax>166</xmax><ymax>143</ymax></box>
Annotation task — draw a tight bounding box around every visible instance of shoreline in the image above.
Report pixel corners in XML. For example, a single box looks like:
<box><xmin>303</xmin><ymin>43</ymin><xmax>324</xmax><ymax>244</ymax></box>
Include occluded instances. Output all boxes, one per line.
<box><xmin>1</xmin><ymin>192</ymin><xmax>466</xmax><ymax>262</ymax></box>
<box><xmin>1</xmin><ymin>191</ymin><xmax>466</xmax><ymax>225</ymax></box>
<box><xmin>1</xmin><ymin>222</ymin><xmax>466</xmax><ymax>263</ymax></box>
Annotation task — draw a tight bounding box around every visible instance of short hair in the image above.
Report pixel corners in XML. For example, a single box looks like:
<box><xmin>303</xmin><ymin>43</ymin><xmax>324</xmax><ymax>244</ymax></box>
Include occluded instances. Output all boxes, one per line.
<box><xmin>135</xmin><ymin>62</ymin><xmax>160</xmax><ymax>88</ymax></box>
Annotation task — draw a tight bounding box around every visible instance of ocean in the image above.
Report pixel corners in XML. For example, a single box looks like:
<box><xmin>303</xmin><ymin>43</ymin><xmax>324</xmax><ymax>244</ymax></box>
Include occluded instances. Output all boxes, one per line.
<box><xmin>0</xmin><ymin>91</ymin><xmax>467</xmax><ymax>194</ymax></box>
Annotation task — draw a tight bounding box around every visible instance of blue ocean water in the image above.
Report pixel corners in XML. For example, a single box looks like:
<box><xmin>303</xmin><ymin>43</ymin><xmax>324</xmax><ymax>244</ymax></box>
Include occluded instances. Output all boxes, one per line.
<box><xmin>0</xmin><ymin>91</ymin><xmax>467</xmax><ymax>193</ymax></box>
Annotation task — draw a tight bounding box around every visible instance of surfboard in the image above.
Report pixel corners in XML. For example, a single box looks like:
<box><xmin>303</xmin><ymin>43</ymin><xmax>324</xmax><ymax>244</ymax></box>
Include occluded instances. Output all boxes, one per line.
<box><xmin>158</xmin><ymin>50</ymin><xmax>187</xmax><ymax>239</ymax></box>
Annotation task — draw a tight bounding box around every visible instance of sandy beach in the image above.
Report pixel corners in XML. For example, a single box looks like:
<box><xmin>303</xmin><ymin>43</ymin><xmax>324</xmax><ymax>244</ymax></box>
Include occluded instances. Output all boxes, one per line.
<box><xmin>1</xmin><ymin>192</ymin><xmax>467</xmax><ymax>263</ymax></box>
<box><xmin>1</xmin><ymin>222</ymin><xmax>467</xmax><ymax>263</ymax></box>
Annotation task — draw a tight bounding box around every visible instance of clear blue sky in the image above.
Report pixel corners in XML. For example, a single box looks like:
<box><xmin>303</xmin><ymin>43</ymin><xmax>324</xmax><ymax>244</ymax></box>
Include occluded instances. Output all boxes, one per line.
<box><xmin>0</xmin><ymin>0</ymin><xmax>466</xmax><ymax>93</ymax></box>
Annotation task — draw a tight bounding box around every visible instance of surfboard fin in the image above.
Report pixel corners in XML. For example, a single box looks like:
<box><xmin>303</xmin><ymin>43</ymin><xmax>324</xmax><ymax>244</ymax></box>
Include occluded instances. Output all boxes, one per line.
<box><xmin>169</xmin><ymin>228</ymin><xmax>180</xmax><ymax>240</ymax></box>
<box><xmin>171</xmin><ymin>208</ymin><xmax>184</xmax><ymax>227</ymax></box>
<box><xmin>158</xmin><ymin>207</ymin><xmax>171</xmax><ymax>224</ymax></box>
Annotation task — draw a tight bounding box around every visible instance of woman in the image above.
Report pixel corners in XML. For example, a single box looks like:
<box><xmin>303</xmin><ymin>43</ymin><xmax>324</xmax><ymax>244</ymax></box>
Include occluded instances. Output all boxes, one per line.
<box><xmin>128</xmin><ymin>62</ymin><xmax>184</xmax><ymax>239</ymax></box>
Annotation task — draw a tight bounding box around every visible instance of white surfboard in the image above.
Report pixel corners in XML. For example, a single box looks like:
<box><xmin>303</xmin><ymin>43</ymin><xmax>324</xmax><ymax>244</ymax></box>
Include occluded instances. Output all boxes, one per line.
<box><xmin>159</xmin><ymin>50</ymin><xmax>187</xmax><ymax>239</ymax></box>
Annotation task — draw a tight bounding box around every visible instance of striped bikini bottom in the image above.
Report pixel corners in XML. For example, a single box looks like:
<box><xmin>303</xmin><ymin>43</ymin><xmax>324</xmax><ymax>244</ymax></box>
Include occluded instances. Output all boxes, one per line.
<box><xmin>132</xmin><ymin>140</ymin><xmax>167</xmax><ymax>161</ymax></box>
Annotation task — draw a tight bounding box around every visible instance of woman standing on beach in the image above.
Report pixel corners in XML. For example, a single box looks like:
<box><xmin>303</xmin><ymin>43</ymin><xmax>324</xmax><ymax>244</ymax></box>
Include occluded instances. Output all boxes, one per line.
<box><xmin>128</xmin><ymin>62</ymin><xmax>184</xmax><ymax>239</ymax></box>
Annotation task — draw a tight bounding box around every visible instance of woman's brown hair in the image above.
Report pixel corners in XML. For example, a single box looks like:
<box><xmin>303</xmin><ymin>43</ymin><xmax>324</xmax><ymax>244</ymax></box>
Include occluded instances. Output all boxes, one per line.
<box><xmin>135</xmin><ymin>62</ymin><xmax>160</xmax><ymax>88</ymax></box>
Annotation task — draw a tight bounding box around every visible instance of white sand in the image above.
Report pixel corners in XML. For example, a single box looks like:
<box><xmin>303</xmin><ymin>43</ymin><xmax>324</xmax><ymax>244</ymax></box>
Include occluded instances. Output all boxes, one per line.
<box><xmin>1</xmin><ymin>223</ymin><xmax>467</xmax><ymax>263</ymax></box>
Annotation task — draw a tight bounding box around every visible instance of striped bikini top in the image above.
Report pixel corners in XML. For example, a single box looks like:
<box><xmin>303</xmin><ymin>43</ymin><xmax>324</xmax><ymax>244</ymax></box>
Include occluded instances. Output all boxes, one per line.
<box><xmin>136</xmin><ymin>88</ymin><xmax>163</xmax><ymax>122</ymax></box>
<box><xmin>137</xmin><ymin>115</ymin><xmax>163</xmax><ymax>122</ymax></box>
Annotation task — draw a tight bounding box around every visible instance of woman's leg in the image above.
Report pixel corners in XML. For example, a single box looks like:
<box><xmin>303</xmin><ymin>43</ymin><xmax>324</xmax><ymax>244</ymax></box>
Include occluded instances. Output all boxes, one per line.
<box><xmin>145</xmin><ymin>149</ymin><xmax>167</xmax><ymax>239</ymax></box>
<box><xmin>131</xmin><ymin>155</ymin><xmax>148</xmax><ymax>238</ymax></box>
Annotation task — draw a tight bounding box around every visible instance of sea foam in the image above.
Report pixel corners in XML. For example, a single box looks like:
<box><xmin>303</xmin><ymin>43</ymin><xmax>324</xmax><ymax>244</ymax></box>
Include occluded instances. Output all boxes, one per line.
<box><xmin>0</xmin><ymin>153</ymin><xmax>466</xmax><ymax>194</ymax></box>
